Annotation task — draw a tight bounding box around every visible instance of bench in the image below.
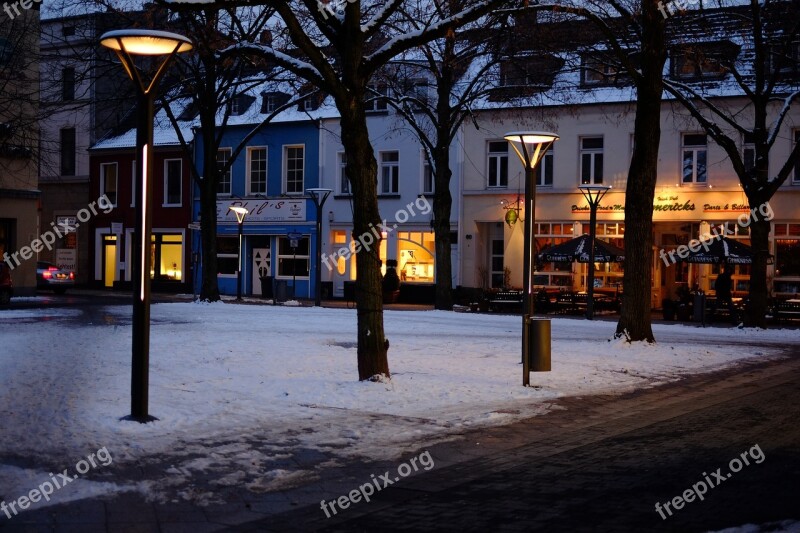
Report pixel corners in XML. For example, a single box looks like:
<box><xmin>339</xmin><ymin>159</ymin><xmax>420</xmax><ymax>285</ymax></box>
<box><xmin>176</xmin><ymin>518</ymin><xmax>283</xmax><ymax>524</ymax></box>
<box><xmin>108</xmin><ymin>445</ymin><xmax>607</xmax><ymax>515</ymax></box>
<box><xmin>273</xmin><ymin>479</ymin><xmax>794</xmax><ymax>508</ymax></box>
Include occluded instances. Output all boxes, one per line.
<box><xmin>775</xmin><ymin>301</ymin><xmax>800</xmax><ymax>323</ymax></box>
<box><xmin>488</xmin><ymin>290</ymin><xmax>523</xmax><ymax>313</ymax></box>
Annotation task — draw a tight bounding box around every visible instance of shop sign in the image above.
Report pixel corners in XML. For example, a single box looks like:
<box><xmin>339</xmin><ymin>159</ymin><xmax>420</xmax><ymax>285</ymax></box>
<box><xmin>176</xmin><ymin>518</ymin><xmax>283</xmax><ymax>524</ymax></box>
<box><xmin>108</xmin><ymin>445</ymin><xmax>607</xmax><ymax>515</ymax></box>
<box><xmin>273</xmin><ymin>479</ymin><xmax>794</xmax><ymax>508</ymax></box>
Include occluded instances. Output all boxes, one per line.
<box><xmin>217</xmin><ymin>199</ymin><xmax>306</xmax><ymax>222</ymax></box>
<box><xmin>652</xmin><ymin>195</ymin><xmax>696</xmax><ymax>212</ymax></box>
<box><xmin>702</xmin><ymin>203</ymin><xmax>750</xmax><ymax>212</ymax></box>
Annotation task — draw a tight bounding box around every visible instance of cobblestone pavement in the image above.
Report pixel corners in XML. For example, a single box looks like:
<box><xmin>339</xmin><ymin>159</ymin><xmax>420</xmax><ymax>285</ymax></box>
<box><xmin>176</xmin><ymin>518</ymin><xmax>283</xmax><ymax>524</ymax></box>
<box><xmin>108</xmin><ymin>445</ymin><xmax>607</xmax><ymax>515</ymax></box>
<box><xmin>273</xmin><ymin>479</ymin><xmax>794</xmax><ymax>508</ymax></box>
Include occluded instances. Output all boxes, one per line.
<box><xmin>241</xmin><ymin>350</ymin><xmax>800</xmax><ymax>533</ymax></box>
<box><xmin>2</xmin><ymin>349</ymin><xmax>798</xmax><ymax>533</ymax></box>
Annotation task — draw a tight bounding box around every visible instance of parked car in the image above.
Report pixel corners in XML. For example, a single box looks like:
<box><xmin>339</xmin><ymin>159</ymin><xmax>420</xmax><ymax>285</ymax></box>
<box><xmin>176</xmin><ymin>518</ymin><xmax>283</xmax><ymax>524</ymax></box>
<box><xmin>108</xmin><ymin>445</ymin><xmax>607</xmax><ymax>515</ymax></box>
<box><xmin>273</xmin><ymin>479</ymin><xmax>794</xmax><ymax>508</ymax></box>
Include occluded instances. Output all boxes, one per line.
<box><xmin>0</xmin><ymin>261</ymin><xmax>12</xmax><ymax>305</ymax></box>
<box><xmin>36</xmin><ymin>261</ymin><xmax>74</xmax><ymax>294</ymax></box>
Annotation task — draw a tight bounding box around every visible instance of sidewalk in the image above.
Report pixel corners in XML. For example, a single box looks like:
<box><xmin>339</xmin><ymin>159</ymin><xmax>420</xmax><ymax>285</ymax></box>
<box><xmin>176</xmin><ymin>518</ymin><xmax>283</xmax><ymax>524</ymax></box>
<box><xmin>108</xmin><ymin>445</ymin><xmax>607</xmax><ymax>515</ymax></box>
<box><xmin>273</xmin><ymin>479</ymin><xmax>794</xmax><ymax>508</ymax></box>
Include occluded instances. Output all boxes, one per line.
<box><xmin>2</xmin><ymin>349</ymin><xmax>797</xmax><ymax>532</ymax></box>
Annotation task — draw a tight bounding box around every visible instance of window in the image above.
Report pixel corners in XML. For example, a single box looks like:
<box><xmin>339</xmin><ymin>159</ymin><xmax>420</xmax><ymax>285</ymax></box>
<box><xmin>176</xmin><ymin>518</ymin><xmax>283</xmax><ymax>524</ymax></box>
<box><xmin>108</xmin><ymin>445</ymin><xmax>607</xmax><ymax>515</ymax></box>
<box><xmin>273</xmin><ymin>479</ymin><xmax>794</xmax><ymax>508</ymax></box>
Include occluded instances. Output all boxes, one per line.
<box><xmin>60</xmin><ymin>128</ymin><xmax>75</xmax><ymax>176</ymax></box>
<box><xmin>263</xmin><ymin>94</ymin><xmax>277</xmax><ymax>113</ymax></box>
<box><xmin>150</xmin><ymin>233</ymin><xmax>183</xmax><ymax>281</ymax></box>
<box><xmin>217</xmin><ymin>236</ymin><xmax>239</xmax><ymax>276</ymax></box>
<box><xmin>338</xmin><ymin>152</ymin><xmax>350</xmax><ymax>194</ymax></box>
<box><xmin>284</xmin><ymin>145</ymin><xmax>304</xmax><ymax>194</ymax></box>
<box><xmin>794</xmin><ymin>130</ymin><xmax>800</xmax><ymax>184</ymax></box>
<box><xmin>536</xmin><ymin>146</ymin><xmax>554</xmax><ymax>186</ymax></box>
<box><xmin>743</xmin><ymin>132</ymin><xmax>758</xmax><ymax>174</ymax></box>
<box><xmin>582</xmin><ymin>58</ymin><xmax>622</xmax><ymax>85</ymax></box>
<box><xmin>131</xmin><ymin>161</ymin><xmax>136</xmax><ymax>207</ymax></box>
<box><xmin>248</xmin><ymin>147</ymin><xmax>267</xmax><ymax>194</ymax></box>
<box><xmin>380</xmin><ymin>151</ymin><xmax>399</xmax><ymax>194</ymax></box>
<box><xmin>217</xmin><ymin>148</ymin><xmax>232</xmax><ymax>195</ymax></box>
<box><xmin>672</xmin><ymin>45</ymin><xmax>731</xmax><ymax>79</ymax></box>
<box><xmin>365</xmin><ymin>84</ymin><xmax>389</xmax><ymax>112</ymax></box>
<box><xmin>398</xmin><ymin>232</ymin><xmax>436</xmax><ymax>283</ymax></box>
<box><xmin>422</xmin><ymin>153</ymin><xmax>433</xmax><ymax>194</ymax></box>
<box><xmin>100</xmin><ymin>163</ymin><xmax>118</xmax><ymax>206</ymax></box>
<box><xmin>580</xmin><ymin>137</ymin><xmax>604</xmax><ymax>185</ymax></box>
<box><xmin>277</xmin><ymin>236</ymin><xmax>310</xmax><ymax>278</ymax></box>
<box><xmin>164</xmin><ymin>159</ymin><xmax>182</xmax><ymax>206</ymax></box>
<box><xmin>487</xmin><ymin>141</ymin><xmax>508</xmax><ymax>188</ymax></box>
<box><xmin>682</xmin><ymin>133</ymin><xmax>707</xmax><ymax>184</ymax></box>
<box><xmin>62</xmin><ymin>26</ymin><xmax>75</xmax><ymax>37</ymax></box>
<box><xmin>62</xmin><ymin>67</ymin><xmax>75</xmax><ymax>101</ymax></box>
<box><xmin>302</xmin><ymin>98</ymin><xmax>314</xmax><ymax>111</ymax></box>
<box><xmin>767</xmin><ymin>41</ymin><xmax>800</xmax><ymax>75</ymax></box>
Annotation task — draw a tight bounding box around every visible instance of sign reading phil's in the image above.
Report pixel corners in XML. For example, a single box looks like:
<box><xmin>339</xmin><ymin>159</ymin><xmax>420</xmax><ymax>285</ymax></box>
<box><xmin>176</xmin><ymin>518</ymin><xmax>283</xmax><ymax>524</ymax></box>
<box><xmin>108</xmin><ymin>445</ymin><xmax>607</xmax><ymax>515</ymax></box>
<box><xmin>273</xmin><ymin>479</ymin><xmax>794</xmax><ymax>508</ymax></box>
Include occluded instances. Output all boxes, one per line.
<box><xmin>217</xmin><ymin>199</ymin><xmax>306</xmax><ymax>222</ymax></box>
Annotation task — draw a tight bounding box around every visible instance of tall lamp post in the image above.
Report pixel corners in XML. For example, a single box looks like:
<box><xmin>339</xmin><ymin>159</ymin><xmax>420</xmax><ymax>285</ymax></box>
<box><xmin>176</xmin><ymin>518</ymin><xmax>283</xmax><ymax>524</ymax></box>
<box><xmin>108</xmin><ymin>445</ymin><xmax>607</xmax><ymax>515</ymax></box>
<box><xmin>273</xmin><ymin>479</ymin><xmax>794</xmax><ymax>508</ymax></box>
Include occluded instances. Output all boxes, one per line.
<box><xmin>505</xmin><ymin>132</ymin><xmax>558</xmax><ymax>386</ymax></box>
<box><xmin>101</xmin><ymin>29</ymin><xmax>192</xmax><ymax>423</ymax></box>
<box><xmin>579</xmin><ymin>185</ymin><xmax>612</xmax><ymax>320</ymax></box>
<box><xmin>229</xmin><ymin>206</ymin><xmax>249</xmax><ymax>301</ymax></box>
<box><xmin>306</xmin><ymin>188</ymin><xmax>332</xmax><ymax>306</ymax></box>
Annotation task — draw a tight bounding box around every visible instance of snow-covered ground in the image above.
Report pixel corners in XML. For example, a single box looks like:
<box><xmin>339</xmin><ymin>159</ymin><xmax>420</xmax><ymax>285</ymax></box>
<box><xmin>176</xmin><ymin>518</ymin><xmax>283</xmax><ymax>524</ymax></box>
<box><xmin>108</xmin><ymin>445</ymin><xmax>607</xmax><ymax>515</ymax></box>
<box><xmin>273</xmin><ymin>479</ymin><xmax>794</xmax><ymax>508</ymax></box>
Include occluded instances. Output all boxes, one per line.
<box><xmin>0</xmin><ymin>302</ymin><xmax>796</xmax><ymax>505</ymax></box>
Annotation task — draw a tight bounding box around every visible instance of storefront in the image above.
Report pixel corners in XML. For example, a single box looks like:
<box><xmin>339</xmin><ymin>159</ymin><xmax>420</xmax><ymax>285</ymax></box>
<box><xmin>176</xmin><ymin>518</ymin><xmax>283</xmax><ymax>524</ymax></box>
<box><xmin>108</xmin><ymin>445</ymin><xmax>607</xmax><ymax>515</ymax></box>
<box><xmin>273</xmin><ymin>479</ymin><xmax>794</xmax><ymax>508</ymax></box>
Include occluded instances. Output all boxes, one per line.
<box><xmin>462</xmin><ymin>187</ymin><xmax>800</xmax><ymax>304</ymax></box>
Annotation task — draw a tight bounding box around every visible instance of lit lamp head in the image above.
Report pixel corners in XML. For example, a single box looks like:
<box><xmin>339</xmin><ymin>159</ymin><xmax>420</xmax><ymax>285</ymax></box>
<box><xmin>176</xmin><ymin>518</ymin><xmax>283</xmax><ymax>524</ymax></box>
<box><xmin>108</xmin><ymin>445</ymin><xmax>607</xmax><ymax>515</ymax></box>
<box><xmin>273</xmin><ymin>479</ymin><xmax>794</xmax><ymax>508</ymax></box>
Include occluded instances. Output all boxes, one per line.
<box><xmin>228</xmin><ymin>206</ymin><xmax>249</xmax><ymax>224</ymax></box>
<box><xmin>504</xmin><ymin>131</ymin><xmax>559</xmax><ymax>169</ymax></box>
<box><xmin>578</xmin><ymin>184</ymin><xmax>612</xmax><ymax>205</ymax></box>
<box><xmin>100</xmin><ymin>29</ymin><xmax>193</xmax><ymax>89</ymax></box>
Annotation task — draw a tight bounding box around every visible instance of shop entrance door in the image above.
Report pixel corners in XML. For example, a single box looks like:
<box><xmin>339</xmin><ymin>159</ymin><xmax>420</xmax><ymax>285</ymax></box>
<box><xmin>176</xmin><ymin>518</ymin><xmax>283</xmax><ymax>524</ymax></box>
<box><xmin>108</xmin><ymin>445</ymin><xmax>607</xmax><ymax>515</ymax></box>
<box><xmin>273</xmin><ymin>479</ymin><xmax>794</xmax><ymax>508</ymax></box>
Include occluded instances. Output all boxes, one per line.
<box><xmin>252</xmin><ymin>247</ymin><xmax>271</xmax><ymax>296</ymax></box>
<box><xmin>102</xmin><ymin>235</ymin><xmax>117</xmax><ymax>288</ymax></box>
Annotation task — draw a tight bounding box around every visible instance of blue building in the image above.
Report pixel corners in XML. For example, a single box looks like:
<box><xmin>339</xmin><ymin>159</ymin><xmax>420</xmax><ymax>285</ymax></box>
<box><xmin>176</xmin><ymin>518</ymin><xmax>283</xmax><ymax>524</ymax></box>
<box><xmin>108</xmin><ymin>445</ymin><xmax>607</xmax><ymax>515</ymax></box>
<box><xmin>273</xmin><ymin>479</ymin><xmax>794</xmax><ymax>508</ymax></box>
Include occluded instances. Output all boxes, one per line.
<box><xmin>193</xmin><ymin>95</ymin><xmax>334</xmax><ymax>299</ymax></box>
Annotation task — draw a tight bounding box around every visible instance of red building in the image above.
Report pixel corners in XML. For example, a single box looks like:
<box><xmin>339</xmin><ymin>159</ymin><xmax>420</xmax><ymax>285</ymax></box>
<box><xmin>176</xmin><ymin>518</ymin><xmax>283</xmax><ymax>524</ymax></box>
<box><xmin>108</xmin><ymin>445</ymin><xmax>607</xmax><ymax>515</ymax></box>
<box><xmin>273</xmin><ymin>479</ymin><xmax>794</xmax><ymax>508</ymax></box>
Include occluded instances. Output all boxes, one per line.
<box><xmin>88</xmin><ymin>131</ymin><xmax>194</xmax><ymax>292</ymax></box>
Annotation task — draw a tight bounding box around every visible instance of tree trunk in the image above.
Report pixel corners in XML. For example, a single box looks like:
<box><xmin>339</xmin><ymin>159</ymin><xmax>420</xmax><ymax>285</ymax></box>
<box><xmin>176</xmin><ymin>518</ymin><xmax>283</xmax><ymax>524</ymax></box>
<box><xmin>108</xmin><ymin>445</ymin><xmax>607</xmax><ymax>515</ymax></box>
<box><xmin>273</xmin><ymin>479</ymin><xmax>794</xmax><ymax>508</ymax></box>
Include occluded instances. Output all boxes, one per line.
<box><xmin>339</xmin><ymin>97</ymin><xmax>390</xmax><ymax>380</ymax></box>
<box><xmin>745</xmin><ymin>198</ymin><xmax>770</xmax><ymax>328</ymax></box>
<box><xmin>433</xmin><ymin>145</ymin><xmax>453</xmax><ymax>310</ymax></box>
<box><xmin>615</xmin><ymin>4</ymin><xmax>666</xmax><ymax>343</ymax></box>
<box><xmin>199</xmin><ymin>145</ymin><xmax>221</xmax><ymax>302</ymax></box>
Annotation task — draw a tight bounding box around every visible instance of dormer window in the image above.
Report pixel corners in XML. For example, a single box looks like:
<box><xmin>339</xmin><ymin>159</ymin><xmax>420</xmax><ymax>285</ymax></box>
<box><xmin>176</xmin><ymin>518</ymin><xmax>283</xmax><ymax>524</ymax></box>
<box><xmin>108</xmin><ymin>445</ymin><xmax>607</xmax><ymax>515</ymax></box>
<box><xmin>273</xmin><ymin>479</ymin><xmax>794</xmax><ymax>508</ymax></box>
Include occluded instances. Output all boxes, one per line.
<box><xmin>767</xmin><ymin>41</ymin><xmax>800</xmax><ymax>76</ymax></box>
<box><xmin>581</xmin><ymin>54</ymin><xmax>631</xmax><ymax>86</ymax></box>
<box><xmin>671</xmin><ymin>42</ymin><xmax>738</xmax><ymax>80</ymax></box>
<box><xmin>261</xmin><ymin>92</ymin><xmax>290</xmax><ymax>114</ymax></box>
<box><xmin>365</xmin><ymin>84</ymin><xmax>389</xmax><ymax>113</ymax></box>
<box><xmin>229</xmin><ymin>94</ymin><xmax>255</xmax><ymax>116</ymax></box>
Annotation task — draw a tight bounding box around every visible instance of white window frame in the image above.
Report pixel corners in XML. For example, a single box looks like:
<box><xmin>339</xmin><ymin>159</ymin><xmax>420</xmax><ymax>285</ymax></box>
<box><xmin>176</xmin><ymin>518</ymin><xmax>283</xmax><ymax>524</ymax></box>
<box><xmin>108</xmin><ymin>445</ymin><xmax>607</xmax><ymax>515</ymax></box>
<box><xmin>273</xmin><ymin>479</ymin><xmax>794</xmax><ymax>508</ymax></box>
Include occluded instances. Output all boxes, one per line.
<box><xmin>338</xmin><ymin>151</ymin><xmax>350</xmax><ymax>194</ymax></box>
<box><xmin>580</xmin><ymin>136</ymin><xmax>604</xmax><ymax>185</ymax></box>
<box><xmin>276</xmin><ymin>236</ymin><xmax>310</xmax><ymax>280</ymax></box>
<box><xmin>379</xmin><ymin>151</ymin><xmax>400</xmax><ymax>195</ymax></box>
<box><xmin>130</xmin><ymin>160</ymin><xmax>136</xmax><ymax>208</ymax></box>
<box><xmin>421</xmin><ymin>151</ymin><xmax>433</xmax><ymax>194</ymax></box>
<box><xmin>163</xmin><ymin>159</ymin><xmax>183</xmax><ymax>207</ymax></box>
<box><xmin>487</xmin><ymin>141</ymin><xmax>509</xmax><ymax>188</ymax></box>
<box><xmin>793</xmin><ymin>130</ymin><xmax>800</xmax><ymax>185</ymax></box>
<box><xmin>100</xmin><ymin>162</ymin><xmax>118</xmax><ymax>207</ymax></box>
<box><xmin>681</xmin><ymin>133</ymin><xmax>708</xmax><ymax>184</ymax></box>
<box><xmin>536</xmin><ymin>147</ymin><xmax>554</xmax><ymax>187</ymax></box>
<box><xmin>283</xmin><ymin>144</ymin><xmax>305</xmax><ymax>195</ymax></box>
<box><xmin>247</xmin><ymin>146</ymin><xmax>268</xmax><ymax>195</ymax></box>
<box><xmin>217</xmin><ymin>148</ymin><xmax>232</xmax><ymax>196</ymax></box>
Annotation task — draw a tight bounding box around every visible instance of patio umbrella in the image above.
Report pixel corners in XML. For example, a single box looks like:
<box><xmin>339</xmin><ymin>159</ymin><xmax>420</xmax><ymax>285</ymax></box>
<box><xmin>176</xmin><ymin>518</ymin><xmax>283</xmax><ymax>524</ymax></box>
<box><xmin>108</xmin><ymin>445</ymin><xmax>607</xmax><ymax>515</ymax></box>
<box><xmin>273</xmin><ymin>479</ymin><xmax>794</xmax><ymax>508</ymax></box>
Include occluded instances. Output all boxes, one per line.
<box><xmin>677</xmin><ymin>236</ymin><xmax>760</xmax><ymax>265</ymax></box>
<box><xmin>537</xmin><ymin>234</ymin><xmax>625</xmax><ymax>263</ymax></box>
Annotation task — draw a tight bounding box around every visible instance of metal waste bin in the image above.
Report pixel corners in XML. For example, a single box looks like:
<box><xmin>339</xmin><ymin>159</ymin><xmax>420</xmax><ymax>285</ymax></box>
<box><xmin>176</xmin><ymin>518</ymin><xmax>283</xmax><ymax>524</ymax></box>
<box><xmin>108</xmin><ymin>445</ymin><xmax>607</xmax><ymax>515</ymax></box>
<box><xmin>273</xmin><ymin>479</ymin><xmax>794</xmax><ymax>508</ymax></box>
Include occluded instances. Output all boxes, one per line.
<box><xmin>260</xmin><ymin>276</ymin><xmax>273</xmax><ymax>299</ymax></box>
<box><xmin>274</xmin><ymin>279</ymin><xmax>288</xmax><ymax>303</ymax></box>
<box><xmin>693</xmin><ymin>292</ymin><xmax>706</xmax><ymax>326</ymax></box>
<box><xmin>527</xmin><ymin>317</ymin><xmax>551</xmax><ymax>371</ymax></box>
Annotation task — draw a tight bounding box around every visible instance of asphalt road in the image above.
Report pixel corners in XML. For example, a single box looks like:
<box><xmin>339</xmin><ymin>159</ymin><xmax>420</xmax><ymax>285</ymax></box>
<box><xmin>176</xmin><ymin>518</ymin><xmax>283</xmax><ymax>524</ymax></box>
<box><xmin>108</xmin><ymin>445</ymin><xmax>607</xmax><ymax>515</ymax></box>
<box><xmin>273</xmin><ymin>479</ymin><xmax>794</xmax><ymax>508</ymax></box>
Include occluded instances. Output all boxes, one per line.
<box><xmin>245</xmin><ymin>351</ymin><xmax>800</xmax><ymax>533</ymax></box>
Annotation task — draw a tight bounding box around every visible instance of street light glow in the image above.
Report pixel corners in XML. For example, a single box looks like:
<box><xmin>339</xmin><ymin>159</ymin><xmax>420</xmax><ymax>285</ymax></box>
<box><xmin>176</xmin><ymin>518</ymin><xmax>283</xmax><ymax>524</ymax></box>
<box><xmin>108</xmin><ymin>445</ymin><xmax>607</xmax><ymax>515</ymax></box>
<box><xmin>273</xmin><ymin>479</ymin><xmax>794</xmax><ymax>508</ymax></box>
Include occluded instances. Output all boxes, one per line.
<box><xmin>229</xmin><ymin>206</ymin><xmax>249</xmax><ymax>224</ymax></box>
<box><xmin>504</xmin><ymin>131</ymin><xmax>559</xmax><ymax>170</ymax></box>
<box><xmin>100</xmin><ymin>29</ymin><xmax>193</xmax><ymax>56</ymax></box>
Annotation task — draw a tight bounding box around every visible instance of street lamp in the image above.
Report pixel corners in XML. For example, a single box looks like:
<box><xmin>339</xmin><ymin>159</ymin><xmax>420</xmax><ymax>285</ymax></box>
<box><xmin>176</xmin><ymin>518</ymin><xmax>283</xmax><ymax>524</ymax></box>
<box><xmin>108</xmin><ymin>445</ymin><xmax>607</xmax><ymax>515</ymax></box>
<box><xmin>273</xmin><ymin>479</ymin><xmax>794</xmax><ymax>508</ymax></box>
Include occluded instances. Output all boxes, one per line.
<box><xmin>579</xmin><ymin>185</ymin><xmax>612</xmax><ymax>320</ymax></box>
<box><xmin>229</xmin><ymin>206</ymin><xmax>249</xmax><ymax>301</ymax></box>
<box><xmin>101</xmin><ymin>29</ymin><xmax>192</xmax><ymax>423</ymax></box>
<box><xmin>504</xmin><ymin>131</ymin><xmax>558</xmax><ymax>386</ymax></box>
<box><xmin>306</xmin><ymin>188</ymin><xmax>332</xmax><ymax>306</ymax></box>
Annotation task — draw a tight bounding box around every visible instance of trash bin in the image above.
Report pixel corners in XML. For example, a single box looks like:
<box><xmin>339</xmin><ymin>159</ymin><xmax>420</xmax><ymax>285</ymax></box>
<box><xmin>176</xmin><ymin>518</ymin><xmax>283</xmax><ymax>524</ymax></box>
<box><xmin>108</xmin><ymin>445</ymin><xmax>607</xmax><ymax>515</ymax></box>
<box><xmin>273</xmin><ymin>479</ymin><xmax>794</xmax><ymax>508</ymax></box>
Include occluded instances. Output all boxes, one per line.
<box><xmin>274</xmin><ymin>279</ymin><xmax>288</xmax><ymax>303</ymax></box>
<box><xmin>527</xmin><ymin>317</ymin><xmax>551</xmax><ymax>371</ymax></box>
<box><xmin>693</xmin><ymin>292</ymin><xmax>706</xmax><ymax>325</ymax></box>
<box><xmin>260</xmin><ymin>276</ymin><xmax>273</xmax><ymax>299</ymax></box>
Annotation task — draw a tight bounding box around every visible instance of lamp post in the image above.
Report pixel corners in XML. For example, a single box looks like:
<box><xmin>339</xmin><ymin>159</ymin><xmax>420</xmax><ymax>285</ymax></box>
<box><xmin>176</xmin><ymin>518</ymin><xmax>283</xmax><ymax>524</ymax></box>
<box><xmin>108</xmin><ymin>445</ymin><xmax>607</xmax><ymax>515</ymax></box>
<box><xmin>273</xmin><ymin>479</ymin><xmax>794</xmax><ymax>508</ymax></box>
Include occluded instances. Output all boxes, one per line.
<box><xmin>579</xmin><ymin>185</ymin><xmax>612</xmax><ymax>320</ymax></box>
<box><xmin>306</xmin><ymin>188</ymin><xmax>332</xmax><ymax>306</ymax></box>
<box><xmin>101</xmin><ymin>29</ymin><xmax>192</xmax><ymax>423</ymax></box>
<box><xmin>229</xmin><ymin>206</ymin><xmax>249</xmax><ymax>301</ymax></box>
<box><xmin>504</xmin><ymin>131</ymin><xmax>558</xmax><ymax>386</ymax></box>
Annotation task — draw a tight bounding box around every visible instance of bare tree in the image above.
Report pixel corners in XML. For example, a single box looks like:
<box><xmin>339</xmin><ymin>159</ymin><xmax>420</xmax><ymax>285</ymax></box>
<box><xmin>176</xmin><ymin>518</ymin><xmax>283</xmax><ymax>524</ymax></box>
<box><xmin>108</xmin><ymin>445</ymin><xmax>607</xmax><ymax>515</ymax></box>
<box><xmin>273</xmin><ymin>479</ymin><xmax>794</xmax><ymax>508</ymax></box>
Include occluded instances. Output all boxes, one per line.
<box><xmin>661</xmin><ymin>0</ymin><xmax>800</xmax><ymax>328</ymax></box>
<box><xmin>375</xmin><ymin>2</ymin><xmax>505</xmax><ymax>310</ymax></box>
<box><xmin>166</xmin><ymin>0</ymin><xmax>513</xmax><ymax>380</ymax></box>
